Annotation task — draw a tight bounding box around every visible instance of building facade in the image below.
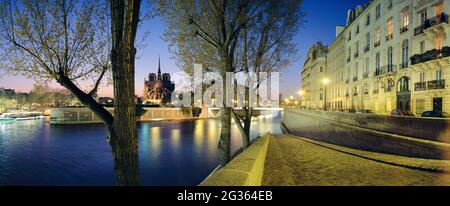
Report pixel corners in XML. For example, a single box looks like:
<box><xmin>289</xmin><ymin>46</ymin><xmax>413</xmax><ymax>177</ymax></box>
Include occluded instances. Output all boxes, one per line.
<box><xmin>143</xmin><ymin>57</ymin><xmax>175</xmax><ymax>106</ymax></box>
<box><xmin>300</xmin><ymin>42</ymin><xmax>328</xmax><ymax>109</ymax></box>
<box><xmin>301</xmin><ymin>0</ymin><xmax>450</xmax><ymax>115</ymax></box>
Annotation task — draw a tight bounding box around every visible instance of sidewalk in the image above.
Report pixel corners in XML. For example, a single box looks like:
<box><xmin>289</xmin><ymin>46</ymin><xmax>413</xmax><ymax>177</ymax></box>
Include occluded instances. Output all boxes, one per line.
<box><xmin>262</xmin><ymin>134</ymin><xmax>450</xmax><ymax>186</ymax></box>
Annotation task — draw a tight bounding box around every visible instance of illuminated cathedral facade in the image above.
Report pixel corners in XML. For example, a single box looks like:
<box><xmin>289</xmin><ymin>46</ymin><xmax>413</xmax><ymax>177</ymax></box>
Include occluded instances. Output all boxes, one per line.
<box><xmin>143</xmin><ymin>57</ymin><xmax>175</xmax><ymax>105</ymax></box>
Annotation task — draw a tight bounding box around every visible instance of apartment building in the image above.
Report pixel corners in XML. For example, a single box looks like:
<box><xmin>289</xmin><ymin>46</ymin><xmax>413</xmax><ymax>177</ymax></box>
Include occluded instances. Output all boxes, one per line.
<box><xmin>301</xmin><ymin>0</ymin><xmax>450</xmax><ymax>115</ymax></box>
<box><xmin>300</xmin><ymin>42</ymin><xmax>328</xmax><ymax>109</ymax></box>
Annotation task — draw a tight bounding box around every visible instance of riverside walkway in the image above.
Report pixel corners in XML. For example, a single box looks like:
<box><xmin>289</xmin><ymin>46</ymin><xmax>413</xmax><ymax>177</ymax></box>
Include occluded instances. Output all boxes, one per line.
<box><xmin>263</xmin><ymin>134</ymin><xmax>450</xmax><ymax>186</ymax></box>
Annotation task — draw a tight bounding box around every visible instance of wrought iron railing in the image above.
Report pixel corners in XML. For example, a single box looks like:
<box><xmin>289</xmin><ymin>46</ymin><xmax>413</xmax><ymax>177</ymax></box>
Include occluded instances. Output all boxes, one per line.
<box><xmin>427</xmin><ymin>80</ymin><xmax>445</xmax><ymax>90</ymax></box>
<box><xmin>411</xmin><ymin>47</ymin><xmax>450</xmax><ymax>65</ymax></box>
<box><xmin>374</xmin><ymin>65</ymin><xmax>397</xmax><ymax>76</ymax></box>
<box><xmin>414</xmin><ymin>82</ymin><xmax>426</xmax><ymax>91</ymax></box>
<box><xmin>414</xmin><ymin>13</ymin><xmax>449</xmax><ymax>36</ymax></box>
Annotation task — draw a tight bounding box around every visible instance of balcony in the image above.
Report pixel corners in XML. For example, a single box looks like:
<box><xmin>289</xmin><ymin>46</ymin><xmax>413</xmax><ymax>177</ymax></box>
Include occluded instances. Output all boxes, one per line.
<box><xmin>427</xmin><ymin>80</ymin><xmax>445</xmax><ymax>90</ymax></box>
<box><xmin>373</xmin><ymin>89</ymin><xmax>379</xmax><ymax>94</ymax></box>
<box><xmin>411</xmin><ymin>47</ymin><xmax>450</xmax><ymax>65</ymax></box>
<box><xmin>364</xmin><ymin>46</ymin><xmax>370</xmax><ymax>53</ymax></box>
<box><xmin>353</xmin><ymin>76</ymin><xmax>358</xmax><ymax>82</ymax></box>
<box><xmin>414</xmin><ymin>82</ymin><xmax>426</xmax><ymax>91</ymax></box>
<box><xmin>400</xmin><ymin>26</ymin><xmax>409</xmax><ymax>33</ymax></box>
<box><xmin>363</xmin><ymin>73</ymin><xmax>369</xmax><ymax>79</ymax></box>
<box><xmin>414</xmin><ymin>13</ymin><xmax>449</xmax><ymax>36</ymax></box>
<box><xmin>385</xmin><ymin>33</ymin><xmax>393</xmax><ymax>41</ymax></box>
<box><xmin>374</xmin><ymin>40</ymin><xmax>380</xmax><ymax>47</ymax></box>
<box><xmin>374</xmin><ymin>65</ymin><xmax>397</xmax><ymax>77</ymax></box>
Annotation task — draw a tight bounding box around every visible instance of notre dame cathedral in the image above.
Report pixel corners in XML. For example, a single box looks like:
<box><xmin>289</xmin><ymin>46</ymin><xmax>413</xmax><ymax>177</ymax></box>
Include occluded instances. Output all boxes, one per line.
<box><xmin>143</xmin><ymin>57</ymin><xmax>175</xmax><ymax>106</ymax></box>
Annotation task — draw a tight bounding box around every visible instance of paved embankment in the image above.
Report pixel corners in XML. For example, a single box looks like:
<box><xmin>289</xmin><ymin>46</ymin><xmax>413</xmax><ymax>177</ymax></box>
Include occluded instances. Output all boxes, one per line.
<box><xmin>263</xmin><ymin>134</ymin><xmax>450</xmax><ymax>186</ymax></box>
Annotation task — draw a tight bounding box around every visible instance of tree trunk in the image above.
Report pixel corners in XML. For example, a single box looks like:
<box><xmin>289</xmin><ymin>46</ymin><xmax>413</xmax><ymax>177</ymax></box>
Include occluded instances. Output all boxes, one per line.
<box><xmin>219</xmin><ymin>107</ymin><xmax>232</xmax><ymax>165</ymax></box>
<box><xmin>109</xmin><ymin>0</ymin><xmax>141</xmax><ymax>185</ymax></box>
<box><xmin>218</xmin><ymin>51</ymin><xmax>233</xmax><ymax>166</ymax></box>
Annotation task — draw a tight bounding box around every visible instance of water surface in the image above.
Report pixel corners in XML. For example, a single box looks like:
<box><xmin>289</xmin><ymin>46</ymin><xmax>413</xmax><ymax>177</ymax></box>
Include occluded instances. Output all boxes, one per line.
<box><xmin>0</xmin><ymin>112</ymin><xmax>281</xmax><ymax>185</ymax></box>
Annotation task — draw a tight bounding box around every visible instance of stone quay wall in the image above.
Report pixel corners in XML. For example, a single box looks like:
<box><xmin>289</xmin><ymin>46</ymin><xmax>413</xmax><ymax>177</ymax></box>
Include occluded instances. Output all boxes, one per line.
<box><xmin>50</xmin><ymin>107</ymin><xmax>214</xmax><ymax>124</ymax></box>
<box><xmin>200</xmin><ymin>134</ymin><xmax>271</xmax><ymax>186</ymax></box>
<box><xmin>282</xmin><ymin>109</ymin><xmax>450</xmax><ymax>160</ymax></box>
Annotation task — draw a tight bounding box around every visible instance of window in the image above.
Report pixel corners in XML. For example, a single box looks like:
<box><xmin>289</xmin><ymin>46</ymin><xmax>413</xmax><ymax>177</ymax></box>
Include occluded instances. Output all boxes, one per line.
<box><xmin>355</xmin><ymin>62</ymin><xmax>359</xmax><ymax>79</ymax></box>
<box><xmin>376</xmin><ymin>4</ymin><xmax>381</xmax><ymax>20</ymax></box>
<box><xmin>436</xmin><ymin>2</ymin><xmax>443</xmax><ymax>17</ymax></box>
<box><xmin>436</xmin><ymin>69</ymin><xmax>442</xmax><ymax>80</ymax></box>
<box><xmin>320</xmin><ymin>66</ymin><xmax>323</xmax><ymax>72</ymax></box>
<box><xmin>386</xmin><ymin>17</ymin><xmax>393</xmax><ymax>40</ymax></box>
<box><xmin>348</xmin><ymin>47</ymin><xmax>351</xmax><ymax>61</ymax></box>
<box><xmin>435</xmin><ymin>34</ymin><xmax>443</xmax><ymax>50</ymax></box>
<box><xmin>387</xmin><ymin>47</ymin><xmax>393</xmax><ymax>71</ymax></box>
<box><xmin>355</xmin><ymin>42</ymin><xmax>359</xmax><ymax>57</ymax></box>
<box><xmin>320</xmin><ymin>93</ymin><xmax>323</xmax><ymax>100</ymax></box>
<box><xmin>398</xmin><ymin>77</ymin><xmax>409</xmax><ymax>92</ymax></box>
<box><xmin>420</xmin><ymin>72</ymin><xmax>425</xmax><ymax>82</ymax></box>
<box><xmin>375</xmin><ymin>27</ymin><xmax>381</xmax><ymax>46</ymax></box>
<box><xmin>420</xmin><ymin>41</ymin><xmax>425</xmax><ymax>54</ymax></box>
<box><xmin>420</xmin><ymin>11</ymin><xmax>427</xmax><ymax>25</ymax></box>
<box><xmin>356</xmin><ymin>25</ymin><xmax>360</xmax><ymax>35</ymax></box>
<box><xmin>365</xmin><ymin>57</ymin><xmax>369</xmax><ymax>76</ymax></box>
<box><xmin>401</xmin><ymin>7</ymin><xmax>410</xmax><ymax>32</ymax></box>
<box><xmin>401</xmin><ymin>40</ymin><xmax>409</xmax><ymax>68</ymax></box>
<box><xmin>375</xmin><ymin>52</ymin><xmax>380</xmax><ymax>73</ymax></box>
<box><xmin>366</xmin><ymin>14</ymin><xmax>370</xmax><ymax>26</ymax></box>
<box><xmin>348</xmin><ymin>31</ymin><xmax>352</xmax><ymax>41</ymax></box>
<box><xmin>365</xmin><ymin>33</ymin><xmax>370</xmax><ymax>51</ymax></box>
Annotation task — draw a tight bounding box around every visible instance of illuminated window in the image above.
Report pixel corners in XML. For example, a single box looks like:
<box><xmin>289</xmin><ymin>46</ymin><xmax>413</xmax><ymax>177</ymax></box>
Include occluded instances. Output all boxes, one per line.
<box><xmin>375</xmin><ymin>27</ymin><xmax>381</xmax><ymax>46</ymax></box>
<box><xmin>435</xmin><ymin>34</ymin><xmax>443</xmax><ymax>50</ymax></box>
<box><xmin>435</xmin><ymin>2</ymin><xmax>443</xmax><ymax>17</ymax></box>
<box><xmin>386</xmin><ymin>17</ymin><xmax>393</xmax><ymax>40</ymax></box>
<box><xmin>401</xmin><ymin>7</ymin><xmax>410</xmax><ymax>29</ymax></box>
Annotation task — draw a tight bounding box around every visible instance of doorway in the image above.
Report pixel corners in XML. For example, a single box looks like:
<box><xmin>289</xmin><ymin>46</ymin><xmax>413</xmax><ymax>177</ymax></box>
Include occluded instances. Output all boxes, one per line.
<box><xmin>433</xmin><ymin>97</ymin><xmax>443</xmax><ymax>112</ymax></box>
<box><xmin>397</xmin><ymin>76</ymin><xmax>411</xmax><ymax>112</ymax></box>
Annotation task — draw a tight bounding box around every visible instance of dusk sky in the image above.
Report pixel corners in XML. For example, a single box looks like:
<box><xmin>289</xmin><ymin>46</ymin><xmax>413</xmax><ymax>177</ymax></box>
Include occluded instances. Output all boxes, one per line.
<box><xmin>0</xmin><ymin>0</ymin><xmax>368</xmax><ymax>97</ymax></box>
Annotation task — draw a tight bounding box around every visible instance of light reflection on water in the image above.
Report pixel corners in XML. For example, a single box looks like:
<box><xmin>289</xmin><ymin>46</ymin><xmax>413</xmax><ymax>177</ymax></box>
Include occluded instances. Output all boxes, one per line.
<box><xmin>0</xmin><ymin>112</ymin><xmax>282</xmax><ymax>185</ymax></box>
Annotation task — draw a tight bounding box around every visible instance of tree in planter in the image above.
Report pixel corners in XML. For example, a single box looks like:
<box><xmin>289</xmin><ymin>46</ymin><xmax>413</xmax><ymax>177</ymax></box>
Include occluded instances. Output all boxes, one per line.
<box><xmin>232</xmin><ymin>0</ymin><xmax>303</xmax><ymax>149</ymax></box>
<box><xmin>157</xmin><ymin>0</ymin><xmax>268</xmax><ymax>166</ymax></box>
<box><xmin>0</xmin><ymin>0</ymin><xmax>142</xmax><ymax>185</ymax></box>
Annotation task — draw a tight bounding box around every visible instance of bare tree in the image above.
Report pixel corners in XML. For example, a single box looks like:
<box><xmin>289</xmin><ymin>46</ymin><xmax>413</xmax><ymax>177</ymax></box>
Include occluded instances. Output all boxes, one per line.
<box><xmin>157</xmin><ymin>0</ymin><xmax>267</xmax><ymax>165</ymax></box>
<box><xmin>0</xmin><ymin>0</ymin><xmax>143</xmax><ymax>185</ymax></box>
<box><xmin>232</xmin><ymin>0</ymin><xmax>303</xmax><ymax>149</ymax></box>
<box><xmin>158</xmin><ymin>0</ymin><xmax>303</xmax><ymax>155</ymax></box>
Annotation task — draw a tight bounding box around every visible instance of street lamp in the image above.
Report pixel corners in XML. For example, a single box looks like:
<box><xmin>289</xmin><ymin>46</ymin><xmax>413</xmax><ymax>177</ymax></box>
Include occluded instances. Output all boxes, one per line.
<box><xmin>322</xmin><ymin>78</ymin><xmax>329</xmax><ymax>111</ymax></box>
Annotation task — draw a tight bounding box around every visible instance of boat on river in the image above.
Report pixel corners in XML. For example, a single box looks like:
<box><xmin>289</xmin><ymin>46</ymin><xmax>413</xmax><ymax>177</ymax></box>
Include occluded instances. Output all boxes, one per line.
<box><xmin>0</xmin><ymin>111</ymin><xmax>43</xmax><ymax>122</ymax></box>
